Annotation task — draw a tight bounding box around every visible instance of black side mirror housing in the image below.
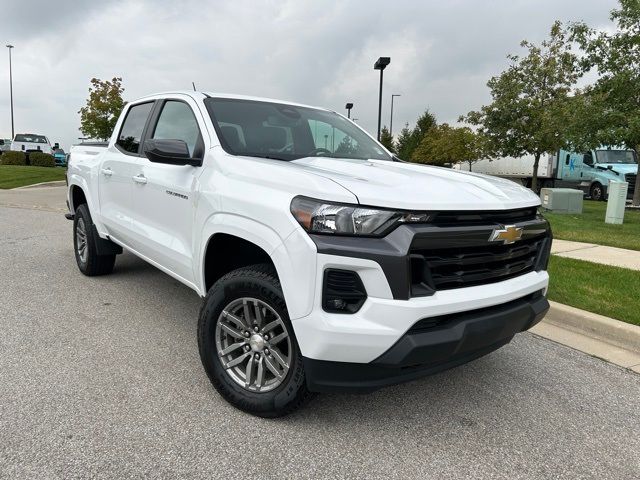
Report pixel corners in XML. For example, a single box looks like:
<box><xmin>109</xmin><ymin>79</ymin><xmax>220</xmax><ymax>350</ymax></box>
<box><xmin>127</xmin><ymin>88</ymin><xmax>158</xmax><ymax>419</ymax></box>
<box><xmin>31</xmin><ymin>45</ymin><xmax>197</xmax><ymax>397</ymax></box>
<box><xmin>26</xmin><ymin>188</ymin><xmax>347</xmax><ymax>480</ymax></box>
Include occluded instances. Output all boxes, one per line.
<box><xmin>143</xmin><ymin>139</ymin><xmax>202</xmax><ymax>166</ymax></box>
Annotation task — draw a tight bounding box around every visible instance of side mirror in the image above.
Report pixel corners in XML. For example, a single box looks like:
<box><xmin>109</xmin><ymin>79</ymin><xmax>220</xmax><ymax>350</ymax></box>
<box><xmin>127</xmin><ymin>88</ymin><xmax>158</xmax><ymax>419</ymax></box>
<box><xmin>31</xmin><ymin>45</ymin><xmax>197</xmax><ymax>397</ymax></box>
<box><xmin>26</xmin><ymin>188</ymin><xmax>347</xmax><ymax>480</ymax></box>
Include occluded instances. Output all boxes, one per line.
<box><xmin>143</xmin><ymin>139</ymin><xmax>202</xmax><ymax>167</ymax></box>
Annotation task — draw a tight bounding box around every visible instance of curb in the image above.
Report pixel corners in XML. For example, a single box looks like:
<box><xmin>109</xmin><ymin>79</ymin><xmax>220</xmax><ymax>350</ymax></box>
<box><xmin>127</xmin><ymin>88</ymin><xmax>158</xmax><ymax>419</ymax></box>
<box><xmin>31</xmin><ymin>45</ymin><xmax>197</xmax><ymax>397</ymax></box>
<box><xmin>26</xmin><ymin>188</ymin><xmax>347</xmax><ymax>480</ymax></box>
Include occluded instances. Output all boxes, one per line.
<box><xmin>12</xmin><ymin>180</ymin><xmax>66</xmax><ymax>190</ymax></box>
<box><xmin>544</xmin><ymin>301</ymin><xmax>640</xmax><ymax>353</ymax></box>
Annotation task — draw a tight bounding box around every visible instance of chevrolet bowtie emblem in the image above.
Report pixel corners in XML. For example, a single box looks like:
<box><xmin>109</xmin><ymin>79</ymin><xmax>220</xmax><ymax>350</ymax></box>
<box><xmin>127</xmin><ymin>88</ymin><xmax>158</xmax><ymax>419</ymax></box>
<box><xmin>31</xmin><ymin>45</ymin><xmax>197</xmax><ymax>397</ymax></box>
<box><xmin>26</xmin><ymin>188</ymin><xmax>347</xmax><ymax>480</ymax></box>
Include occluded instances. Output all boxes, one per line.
<box><xmin>489</xmin><ymin>225</ymin><xmax>523</xmax><ymax>244</ymax></box>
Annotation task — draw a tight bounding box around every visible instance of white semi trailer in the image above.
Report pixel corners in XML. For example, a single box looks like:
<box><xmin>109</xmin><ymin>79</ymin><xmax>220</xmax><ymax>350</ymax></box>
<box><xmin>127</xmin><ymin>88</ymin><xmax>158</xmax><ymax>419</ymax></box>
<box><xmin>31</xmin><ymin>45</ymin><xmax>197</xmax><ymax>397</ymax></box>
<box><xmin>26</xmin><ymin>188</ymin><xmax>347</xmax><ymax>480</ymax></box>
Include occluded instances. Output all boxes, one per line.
<box><xmin>454</xmin><ymin>148</ymin><xmax>638</xmax><ymax>200</ymax></box>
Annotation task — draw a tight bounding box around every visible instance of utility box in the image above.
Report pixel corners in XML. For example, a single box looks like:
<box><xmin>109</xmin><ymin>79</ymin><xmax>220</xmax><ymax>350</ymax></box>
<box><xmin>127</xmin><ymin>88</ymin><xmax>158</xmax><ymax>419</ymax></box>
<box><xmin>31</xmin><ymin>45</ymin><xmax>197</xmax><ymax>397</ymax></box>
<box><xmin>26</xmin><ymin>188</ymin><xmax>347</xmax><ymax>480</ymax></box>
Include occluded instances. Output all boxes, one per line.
<box><xmin>605</xmin><ymin>181</ymin><xmax>628</xmax><ymax>224</ymax></box>
<box><xmin>539</xmin><ymin>188</ymin><xmax>583</xmax><ymax>214</ymax></box>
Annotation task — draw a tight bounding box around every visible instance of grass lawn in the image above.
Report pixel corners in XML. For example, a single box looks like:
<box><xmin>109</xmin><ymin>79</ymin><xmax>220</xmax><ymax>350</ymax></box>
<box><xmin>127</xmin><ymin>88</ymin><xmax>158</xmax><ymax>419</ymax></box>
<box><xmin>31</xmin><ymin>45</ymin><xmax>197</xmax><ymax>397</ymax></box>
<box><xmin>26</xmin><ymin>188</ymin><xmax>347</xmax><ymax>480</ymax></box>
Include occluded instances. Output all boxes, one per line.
<box><xmin>0</xmin><ymin>165</ymin><xmax>66</xmax><ymax>189</ymax></box>
<box><xmin>547</xmin><ymin>255</ymin><xmax>640</xmax><ymax>325</ymax></box>
<box><xmin>544</xmin><ymin>200</ymin><xmax>640</xmax><ymax>251</ymax></box>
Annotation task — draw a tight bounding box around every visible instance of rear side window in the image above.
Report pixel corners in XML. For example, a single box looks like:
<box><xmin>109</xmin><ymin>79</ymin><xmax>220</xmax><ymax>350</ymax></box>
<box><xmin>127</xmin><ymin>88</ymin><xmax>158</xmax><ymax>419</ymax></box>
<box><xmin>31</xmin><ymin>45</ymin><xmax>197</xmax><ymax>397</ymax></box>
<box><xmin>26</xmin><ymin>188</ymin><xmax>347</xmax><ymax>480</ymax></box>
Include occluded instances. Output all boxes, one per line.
<box><xmin>116</xmin><ymin>102</ymin><xmax>153</xmax><ymax>154</ymax></box>
<box><xmin>152</xmin><ymin>101</ymin><xmax>201</xmax><ymax>157</ymax></box>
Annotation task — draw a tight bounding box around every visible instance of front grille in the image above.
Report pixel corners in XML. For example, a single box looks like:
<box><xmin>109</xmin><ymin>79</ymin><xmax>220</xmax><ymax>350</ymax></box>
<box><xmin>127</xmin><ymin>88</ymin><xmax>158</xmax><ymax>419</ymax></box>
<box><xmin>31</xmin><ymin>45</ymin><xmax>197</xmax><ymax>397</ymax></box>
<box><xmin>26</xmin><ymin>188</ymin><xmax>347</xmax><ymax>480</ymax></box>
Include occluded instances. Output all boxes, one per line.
<box><xmin>410</xmin><ymin>236</ymin><xmax>546</xmax><ymax>292</ymax></box>
<box><xmin>430</xmin><ymin>207</ymin><xmax>537</xmax><ymax>227</ymax></box>
<box><xmin>626</xmin><ymin>174</ymin><xmax>636</xmax><ymax>196</ymax></box>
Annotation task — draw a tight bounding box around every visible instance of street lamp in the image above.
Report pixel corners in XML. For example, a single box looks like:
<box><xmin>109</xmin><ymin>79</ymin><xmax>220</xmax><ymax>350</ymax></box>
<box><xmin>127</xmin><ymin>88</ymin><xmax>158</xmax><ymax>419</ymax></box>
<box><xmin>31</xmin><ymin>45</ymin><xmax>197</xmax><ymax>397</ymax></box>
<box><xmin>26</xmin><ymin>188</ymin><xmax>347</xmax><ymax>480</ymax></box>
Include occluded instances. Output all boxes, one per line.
<box><xmin>374</xmin><ymin>56</ymin><xmax>390</xmax><ymax>141</ymax></box>
<box><xmin>345</xmin><ymin>102</ymin><xmax>353</xmax><ymax>119</ymax></box>
<box><xmin>390</xmin><ymin>94</ymin><xmax>401</xmax><ymax>137</ymax></box>
<box><xmin>6</xmin><ymin>44</ymin><xmax>14</xmax><ymax>139</ymax></box>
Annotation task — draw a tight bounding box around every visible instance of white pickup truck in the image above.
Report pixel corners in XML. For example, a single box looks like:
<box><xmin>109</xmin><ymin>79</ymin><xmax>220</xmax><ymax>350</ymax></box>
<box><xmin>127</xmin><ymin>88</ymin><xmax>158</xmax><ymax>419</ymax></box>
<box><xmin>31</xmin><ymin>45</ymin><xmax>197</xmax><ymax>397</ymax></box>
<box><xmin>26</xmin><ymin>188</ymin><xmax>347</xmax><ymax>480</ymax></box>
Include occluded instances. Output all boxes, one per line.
<box><xmin>11</xmin><ymin>133</ymin><xmax>53</xmax><ymax>154</ymax></box>
<box><xmin>67</xmin><ymin>91</ymin><xmax>551</xmax><ymax>417</ymax></box>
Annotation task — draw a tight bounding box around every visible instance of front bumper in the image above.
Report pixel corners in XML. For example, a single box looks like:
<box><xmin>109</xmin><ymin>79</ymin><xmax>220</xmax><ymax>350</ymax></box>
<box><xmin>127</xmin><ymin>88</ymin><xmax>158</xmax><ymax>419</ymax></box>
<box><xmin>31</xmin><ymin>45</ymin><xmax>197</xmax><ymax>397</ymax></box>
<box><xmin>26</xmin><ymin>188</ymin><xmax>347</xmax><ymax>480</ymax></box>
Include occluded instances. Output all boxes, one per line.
<box><xmin>304</xmin><ymin>291</ymin><xmax>549</xmax><ymax>393</ymax></box>
<box><xmin>281</xmin><ymin>206</ymin><xmax>551</xmax><ymax>386</ymax></box>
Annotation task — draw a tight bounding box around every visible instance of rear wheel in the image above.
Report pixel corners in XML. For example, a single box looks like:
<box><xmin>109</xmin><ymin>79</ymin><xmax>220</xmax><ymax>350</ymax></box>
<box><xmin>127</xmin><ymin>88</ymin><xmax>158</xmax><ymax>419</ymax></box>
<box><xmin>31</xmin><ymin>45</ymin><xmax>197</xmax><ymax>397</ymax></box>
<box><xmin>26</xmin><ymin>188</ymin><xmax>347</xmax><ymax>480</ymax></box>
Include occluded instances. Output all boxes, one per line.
<box><xmin>73</xmin><ymin>204</ymin><xmax>116</xmax><ymax>276</ymax></box>
<box><xmin>198</xmin><ymin>264</ymin><xmax>313</xmax><ymax>417</ymax></box>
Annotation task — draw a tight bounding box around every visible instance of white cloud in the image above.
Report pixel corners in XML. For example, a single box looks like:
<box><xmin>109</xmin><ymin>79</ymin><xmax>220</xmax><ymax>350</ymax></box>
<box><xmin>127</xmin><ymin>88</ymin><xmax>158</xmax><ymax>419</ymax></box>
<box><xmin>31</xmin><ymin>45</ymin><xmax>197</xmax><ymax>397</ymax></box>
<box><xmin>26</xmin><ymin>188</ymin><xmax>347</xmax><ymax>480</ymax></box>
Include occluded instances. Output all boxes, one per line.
<box><xmin>0</xmin><ymin>0</ymin><xmax>618</xmax><ymax>149</ymax></box>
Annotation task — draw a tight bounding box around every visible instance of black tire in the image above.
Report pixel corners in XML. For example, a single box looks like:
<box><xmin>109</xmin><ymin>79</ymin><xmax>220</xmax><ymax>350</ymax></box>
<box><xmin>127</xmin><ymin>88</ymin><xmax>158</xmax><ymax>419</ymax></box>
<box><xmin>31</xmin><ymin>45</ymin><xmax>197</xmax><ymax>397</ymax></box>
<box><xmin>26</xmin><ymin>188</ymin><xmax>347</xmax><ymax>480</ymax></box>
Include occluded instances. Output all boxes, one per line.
<box><xmin>198</xmin><ymin>264</ymin><xmax>313</xmax><ymax>417</ymax></box>
<box><xmin>590</xmin><ymin>182</ymin><xmax>605</xmax><ymax>201</ymax></box>
<box><xmin>73</xmin><ymin>204</ymin><xmax>116</xmax><ymax>276</ymax></box>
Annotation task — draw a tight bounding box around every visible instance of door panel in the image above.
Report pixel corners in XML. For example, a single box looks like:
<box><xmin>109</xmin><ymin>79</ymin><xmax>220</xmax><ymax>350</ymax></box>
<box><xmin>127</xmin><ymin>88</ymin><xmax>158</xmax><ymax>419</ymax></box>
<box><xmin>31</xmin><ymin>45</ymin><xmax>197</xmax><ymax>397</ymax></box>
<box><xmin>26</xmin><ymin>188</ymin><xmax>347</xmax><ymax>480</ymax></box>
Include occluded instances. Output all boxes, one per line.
<box><xmin>130</xmin><ymin>162</ymin><xmax>198</xmax><ymax>281</ymax></box>
<box><xmin>128</xmin><ymin>99</ymin><xmax>205</xmax><ymax>283</ymax></box>
<box><xmin>98</xmin><ymin>101</ymin><xmax>155</xmax><ymax>243</ymax></box>
<box><xmin>98</xmin><ymin>148</ymin><xmax>137</xmax><ymax>242</ymax></box>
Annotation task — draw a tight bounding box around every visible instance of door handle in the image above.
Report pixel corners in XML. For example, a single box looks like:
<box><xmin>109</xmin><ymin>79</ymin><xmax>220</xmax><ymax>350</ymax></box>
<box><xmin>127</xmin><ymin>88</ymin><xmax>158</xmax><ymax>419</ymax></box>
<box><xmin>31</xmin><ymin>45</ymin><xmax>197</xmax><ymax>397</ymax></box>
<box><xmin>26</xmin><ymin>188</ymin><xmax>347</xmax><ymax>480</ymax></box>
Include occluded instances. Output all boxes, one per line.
<box><xmin>100</xmin><ymin>168</ymin><xmax>113</xmax><ymax>177</ymax></box>
<box><xmin>132</xmin><ymin>174</ymin><xmax>147</xmax><ymax>184</ymax></box>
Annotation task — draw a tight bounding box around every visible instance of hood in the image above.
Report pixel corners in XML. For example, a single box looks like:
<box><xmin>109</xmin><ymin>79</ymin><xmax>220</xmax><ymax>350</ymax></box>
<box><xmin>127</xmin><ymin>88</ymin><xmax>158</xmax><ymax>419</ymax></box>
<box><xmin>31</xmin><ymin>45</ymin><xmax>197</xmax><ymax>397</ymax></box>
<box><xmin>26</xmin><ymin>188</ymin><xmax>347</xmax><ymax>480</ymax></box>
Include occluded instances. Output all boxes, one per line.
<box><xmin>290</xmin><ymin>157</ymin><xmax>540</xmax><ymax>210</ymax></box>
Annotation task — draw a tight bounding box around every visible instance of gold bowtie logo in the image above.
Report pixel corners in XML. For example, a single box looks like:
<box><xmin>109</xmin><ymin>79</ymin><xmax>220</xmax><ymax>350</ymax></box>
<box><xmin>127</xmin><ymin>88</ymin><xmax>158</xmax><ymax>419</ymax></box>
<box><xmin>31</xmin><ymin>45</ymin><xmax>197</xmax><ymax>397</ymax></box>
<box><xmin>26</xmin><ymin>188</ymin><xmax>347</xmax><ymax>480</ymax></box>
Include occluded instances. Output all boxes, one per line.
<box><xmin>490</xmin><ymin>225</ymin><xmax>523</xmax><ymax>244</ymax></box>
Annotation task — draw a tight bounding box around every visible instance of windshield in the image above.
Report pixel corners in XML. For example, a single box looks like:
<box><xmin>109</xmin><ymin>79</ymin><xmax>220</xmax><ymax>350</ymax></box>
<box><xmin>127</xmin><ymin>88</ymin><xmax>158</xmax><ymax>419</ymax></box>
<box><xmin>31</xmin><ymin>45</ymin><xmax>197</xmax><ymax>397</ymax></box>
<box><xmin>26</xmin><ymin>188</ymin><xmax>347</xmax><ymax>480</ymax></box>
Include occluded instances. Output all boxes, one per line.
<box><xmin>595</xmin><ymin>149</ymin><xmax>637</xmax><ymax>164</ymax></box>
<box><xmin>204</xmin><ymin>98</ymin><xmax>391</xmax><ymax>161</ymax></box>
<box><xmin>14</xmin><ymin>134</ymin><xmax>48</xmax><ymax>144</ymax></box>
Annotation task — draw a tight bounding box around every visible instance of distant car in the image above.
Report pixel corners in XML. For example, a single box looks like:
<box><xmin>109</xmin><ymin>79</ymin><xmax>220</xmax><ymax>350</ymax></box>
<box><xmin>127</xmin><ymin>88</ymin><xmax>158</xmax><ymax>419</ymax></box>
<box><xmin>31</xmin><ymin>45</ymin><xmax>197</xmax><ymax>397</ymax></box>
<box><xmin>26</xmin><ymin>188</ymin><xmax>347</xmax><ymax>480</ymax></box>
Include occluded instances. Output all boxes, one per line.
<box><xmin>0</xmin><ymin>138</ymin><xmax>11</xmax><ymax>154</ymax></box>
<box><xmin>11</xmin><ymin>133</ymin><xmax>53</xmax><ymax>154</ymax></box>
<box><xmin>53</xmin><ymin>146</ymin><xmax>67</xmax><ymax>166</ymax></box>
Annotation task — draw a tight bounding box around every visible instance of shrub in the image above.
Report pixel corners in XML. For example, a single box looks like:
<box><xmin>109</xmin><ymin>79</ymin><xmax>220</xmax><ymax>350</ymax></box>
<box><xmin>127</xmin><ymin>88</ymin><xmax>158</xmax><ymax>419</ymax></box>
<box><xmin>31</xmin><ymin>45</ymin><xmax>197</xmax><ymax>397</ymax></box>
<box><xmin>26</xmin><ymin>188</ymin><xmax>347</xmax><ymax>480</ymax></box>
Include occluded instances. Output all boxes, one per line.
<box><xmin>0</xmin><ymin>151</ymin><xmax>27</xmax><ymax>166</ymax></box>
<box><xmin>29</xmin><ymin>152</ymin><xmax>56</xmax><ymax>167</ymax></box>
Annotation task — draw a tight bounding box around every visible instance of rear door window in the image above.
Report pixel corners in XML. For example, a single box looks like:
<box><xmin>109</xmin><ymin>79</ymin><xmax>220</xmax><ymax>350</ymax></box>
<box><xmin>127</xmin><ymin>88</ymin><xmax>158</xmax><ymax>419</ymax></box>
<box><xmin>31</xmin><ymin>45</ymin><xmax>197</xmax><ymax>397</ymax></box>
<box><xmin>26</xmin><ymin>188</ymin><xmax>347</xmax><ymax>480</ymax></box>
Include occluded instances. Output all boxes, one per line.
<box><xmin>116</xmin><ymin>102</ymin><xmax>154</xmax><ymax>154</ymax></box>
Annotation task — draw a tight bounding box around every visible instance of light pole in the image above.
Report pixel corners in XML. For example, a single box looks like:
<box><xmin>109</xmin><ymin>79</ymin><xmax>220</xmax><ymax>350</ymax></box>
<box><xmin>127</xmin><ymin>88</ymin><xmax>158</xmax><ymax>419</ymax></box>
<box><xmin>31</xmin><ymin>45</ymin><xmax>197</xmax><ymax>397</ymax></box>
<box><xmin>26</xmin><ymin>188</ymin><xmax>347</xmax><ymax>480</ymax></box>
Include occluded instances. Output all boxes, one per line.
<box><xmin>345</xmin><ymin>102</ymin><xmax>353</xmax><ymax>119</ymax></box>
<box><xmin>390</xmin><ymin>94</ymin><xmax>401</xmax><ymax>137</ymax></box>
<box><xmin>374</xmin><ymin>57</ymin><xmax>390</xmax><ymax>140</ymax></box>
<box><xmin>6</xmin><ymin>44</ymin><xmax>14</xmax><ymax>139</ymax></box>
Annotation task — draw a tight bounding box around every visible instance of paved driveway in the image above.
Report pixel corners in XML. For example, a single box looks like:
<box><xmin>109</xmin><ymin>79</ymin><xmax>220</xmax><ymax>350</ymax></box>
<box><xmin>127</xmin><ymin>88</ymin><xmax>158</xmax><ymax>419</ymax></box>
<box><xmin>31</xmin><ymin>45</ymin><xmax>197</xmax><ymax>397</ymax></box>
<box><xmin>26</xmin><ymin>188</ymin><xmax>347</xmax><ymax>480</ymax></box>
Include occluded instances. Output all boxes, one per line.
<box><xmin>1</xmin><ymin>204</ymin><xmax>639</xmax><ymax>479</ymax></box>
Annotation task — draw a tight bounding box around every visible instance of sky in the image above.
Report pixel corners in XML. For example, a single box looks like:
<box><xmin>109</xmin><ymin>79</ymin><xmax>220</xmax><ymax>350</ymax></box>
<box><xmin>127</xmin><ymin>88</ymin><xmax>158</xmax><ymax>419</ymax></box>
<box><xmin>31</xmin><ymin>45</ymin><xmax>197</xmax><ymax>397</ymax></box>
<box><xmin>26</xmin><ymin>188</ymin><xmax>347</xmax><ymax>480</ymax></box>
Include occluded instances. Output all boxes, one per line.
<box><xmin>0</xmin><ymin>0</ymin><xmax>619</xmax><ymax>150</ymax></box>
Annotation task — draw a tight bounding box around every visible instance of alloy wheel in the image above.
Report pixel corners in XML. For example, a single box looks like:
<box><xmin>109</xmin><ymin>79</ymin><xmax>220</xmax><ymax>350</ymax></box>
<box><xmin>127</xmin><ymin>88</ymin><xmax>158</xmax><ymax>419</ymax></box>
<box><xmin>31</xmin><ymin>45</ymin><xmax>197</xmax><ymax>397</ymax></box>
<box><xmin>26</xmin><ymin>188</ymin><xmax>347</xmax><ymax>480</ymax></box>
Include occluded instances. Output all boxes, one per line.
<box><xmin>76</xmin><ymin>217</ymin><xmax>88</xmax><ymax>264</ymax></box>
<box><xmin>215</xmin><ymin>297</ymin><xmax>292</xmax><ymax>393</ymax></box>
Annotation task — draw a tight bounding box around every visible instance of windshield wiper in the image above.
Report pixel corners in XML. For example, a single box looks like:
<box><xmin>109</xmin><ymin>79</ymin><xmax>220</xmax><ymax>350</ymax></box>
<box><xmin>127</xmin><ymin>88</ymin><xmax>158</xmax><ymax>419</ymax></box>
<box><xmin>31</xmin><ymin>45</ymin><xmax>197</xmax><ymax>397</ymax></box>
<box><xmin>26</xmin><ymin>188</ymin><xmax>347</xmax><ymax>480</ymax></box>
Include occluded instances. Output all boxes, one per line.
<box><xmin>241</xmin><ymin>153</ymin><xmax>290</xmax><ymax>161</ymax></box>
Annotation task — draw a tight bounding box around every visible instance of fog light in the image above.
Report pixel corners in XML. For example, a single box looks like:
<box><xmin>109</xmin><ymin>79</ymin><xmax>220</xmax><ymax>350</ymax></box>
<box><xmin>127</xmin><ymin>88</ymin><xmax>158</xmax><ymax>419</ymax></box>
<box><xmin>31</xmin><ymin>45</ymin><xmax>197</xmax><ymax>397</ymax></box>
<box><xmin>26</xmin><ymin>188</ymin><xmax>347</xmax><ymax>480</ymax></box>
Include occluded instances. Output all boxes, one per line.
<box><xmin>327</xmin><ymin>298</ymin><xmax>347</xmax><ymax>311</ymax></box>
<box><xmin>322</xmin><ymin>269</ymin><xmax>367</xmax><ymax>314</ymax></box>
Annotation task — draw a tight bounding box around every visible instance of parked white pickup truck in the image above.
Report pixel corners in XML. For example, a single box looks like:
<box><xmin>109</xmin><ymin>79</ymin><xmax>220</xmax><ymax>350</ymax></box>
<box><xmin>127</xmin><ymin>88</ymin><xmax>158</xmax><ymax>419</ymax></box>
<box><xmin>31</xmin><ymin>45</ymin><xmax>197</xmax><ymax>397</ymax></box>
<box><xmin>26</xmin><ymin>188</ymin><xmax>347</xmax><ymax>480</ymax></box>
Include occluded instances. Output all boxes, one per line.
<box><xmin>66</xmin><ymin>91</ymin><xmax>551</xmax><ymax>417</ymax></box>
<box><xmin>11</xmin><ymin>133</ymin><xmax>53</xmax><ymax>154</ymax></box>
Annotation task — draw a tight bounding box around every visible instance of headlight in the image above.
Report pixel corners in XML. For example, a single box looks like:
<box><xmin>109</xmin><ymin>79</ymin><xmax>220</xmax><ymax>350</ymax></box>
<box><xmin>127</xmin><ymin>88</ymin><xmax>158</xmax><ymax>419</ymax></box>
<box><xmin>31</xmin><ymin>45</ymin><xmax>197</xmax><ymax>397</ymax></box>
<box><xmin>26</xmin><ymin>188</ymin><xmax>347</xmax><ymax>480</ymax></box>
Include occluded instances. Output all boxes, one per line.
<box><xmin>290</xmin><ymin>196</ymin><xmax>431</xmax><ymax>236</ymax></box>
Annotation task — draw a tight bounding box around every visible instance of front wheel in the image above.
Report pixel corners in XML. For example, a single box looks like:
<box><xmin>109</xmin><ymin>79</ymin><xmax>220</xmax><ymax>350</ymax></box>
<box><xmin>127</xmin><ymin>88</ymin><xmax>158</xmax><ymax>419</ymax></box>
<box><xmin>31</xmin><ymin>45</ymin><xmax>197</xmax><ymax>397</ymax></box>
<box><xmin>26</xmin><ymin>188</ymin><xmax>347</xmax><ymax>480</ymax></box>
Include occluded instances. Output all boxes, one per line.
<box><xmin>198</xmin><ymin>264</ymin><xmax>313</xmax><ymax>417</ymax></box>
<box><xmin>590</xmin><ymin>182</ymin><xmax>606</xmax><ymax>201</ymax></box>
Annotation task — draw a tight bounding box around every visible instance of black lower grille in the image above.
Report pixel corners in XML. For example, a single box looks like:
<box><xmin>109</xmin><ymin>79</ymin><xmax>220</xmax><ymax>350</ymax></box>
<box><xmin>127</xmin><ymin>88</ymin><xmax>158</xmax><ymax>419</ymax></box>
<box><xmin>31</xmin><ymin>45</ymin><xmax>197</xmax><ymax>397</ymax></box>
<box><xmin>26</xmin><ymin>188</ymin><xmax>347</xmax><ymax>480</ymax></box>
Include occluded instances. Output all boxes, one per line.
<box><xmin>411</xmin><ymin>236</ymin><xmax>546</xmax><ymax>292</ymax></box>
<box><xmin>407</xmin><ymin>291</ymin><xmax>544</xmax><ymax>334</ymax></box>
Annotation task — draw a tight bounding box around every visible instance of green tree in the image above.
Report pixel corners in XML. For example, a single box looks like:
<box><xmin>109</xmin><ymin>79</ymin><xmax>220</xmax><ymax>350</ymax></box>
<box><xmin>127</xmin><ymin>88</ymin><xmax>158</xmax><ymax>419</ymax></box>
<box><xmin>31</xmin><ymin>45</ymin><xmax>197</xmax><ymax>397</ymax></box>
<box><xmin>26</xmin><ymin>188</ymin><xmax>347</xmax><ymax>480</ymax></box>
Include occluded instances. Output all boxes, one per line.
<box><xmin>570</xmin><ymin>0</ymin><xmax>640</xmax><ymax>205</ymax></box>
<box><xmin>78</xmin><ymin>77</ymin><xmax>125</xmax><ymax>141</ymax></box>
<box><xmin>462</xmin><ymin>22</ymin><xmax>580</xmax><ymax>191</ymax></box>
<box><xmin>412</xmin><ymin>124</ymin><xmax>486</xmax><ymax>168</ymax></box>
<box><xmin>395</xmin><ymin>123</ymin><xmax>413</xmax><ymax>160</ymax></box>
<box><xmin>379</xmin><ymin>126</ymin><xmax>395</xmax><ymax>152</ymax></box>
<box><xmin>396</xmin><ymin>110</ymin><xmax>437</xmax><ymax>161</ymax></box>
<box><xmin>335</xmin><ymin>135</ymin><xmax>358</xmax><ymax>157</ymax></box>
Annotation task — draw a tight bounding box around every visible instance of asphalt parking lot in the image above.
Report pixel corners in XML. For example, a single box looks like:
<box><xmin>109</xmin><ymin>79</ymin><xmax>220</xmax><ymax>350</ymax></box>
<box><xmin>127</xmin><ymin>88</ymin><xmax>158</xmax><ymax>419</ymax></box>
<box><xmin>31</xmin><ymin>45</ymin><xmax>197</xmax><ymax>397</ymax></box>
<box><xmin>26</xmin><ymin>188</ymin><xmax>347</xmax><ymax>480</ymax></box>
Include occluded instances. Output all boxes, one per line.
<box><xmin>1</xmin><ymin>202</ymin><xmax>639</xmax><ymax>479</ymax></box>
